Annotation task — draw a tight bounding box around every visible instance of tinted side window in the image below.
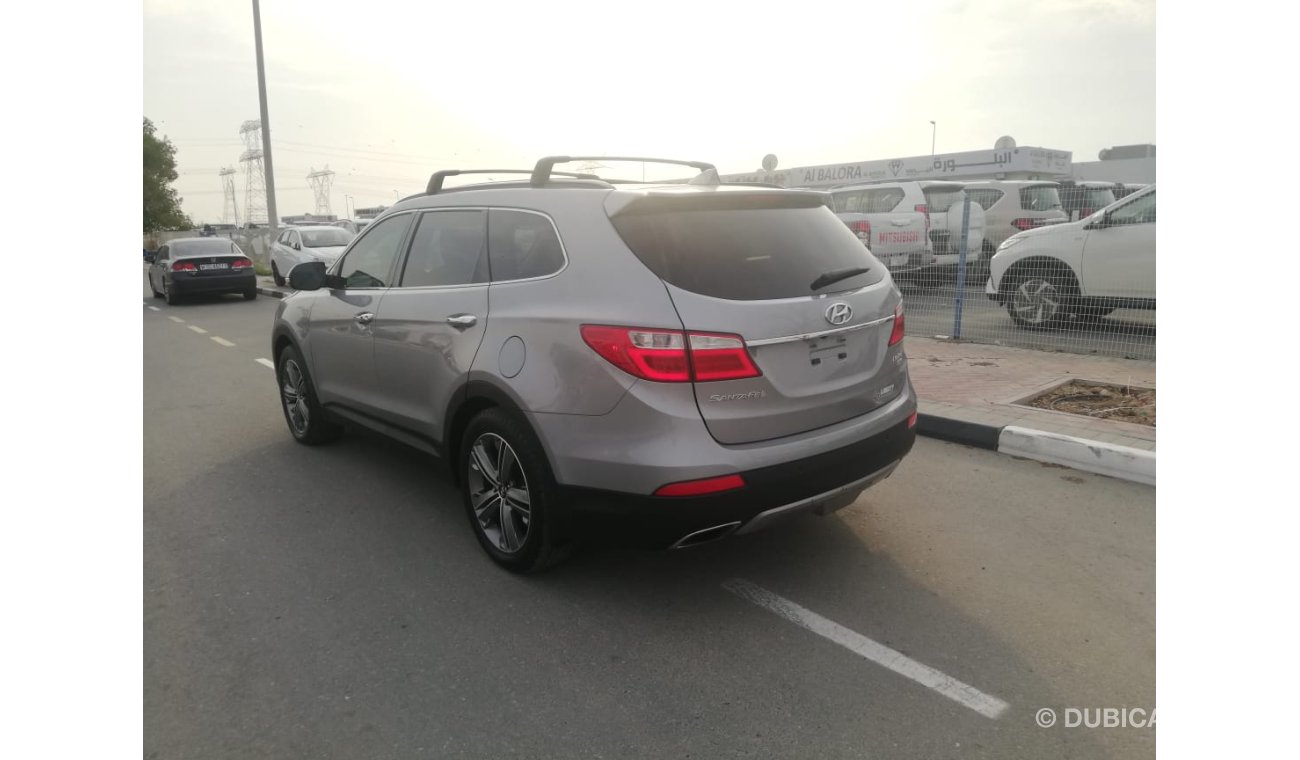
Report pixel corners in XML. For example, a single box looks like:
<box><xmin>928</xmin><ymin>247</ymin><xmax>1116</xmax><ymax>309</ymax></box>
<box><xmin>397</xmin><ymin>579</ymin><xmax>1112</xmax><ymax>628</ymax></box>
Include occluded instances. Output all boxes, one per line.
<box><xmin>488</xmin><ymin>210</ymin><xmax>565</xmax><ymax>282</ymax></box>
<box><xmin>337</xmin><ymin>215</ymin><xmax>413</xmax><ymax>288</ymax></box>
<box><xmin>399</xmin><ymin>211</ymin><xmax>487</xmax><ymax>287</ymax></box>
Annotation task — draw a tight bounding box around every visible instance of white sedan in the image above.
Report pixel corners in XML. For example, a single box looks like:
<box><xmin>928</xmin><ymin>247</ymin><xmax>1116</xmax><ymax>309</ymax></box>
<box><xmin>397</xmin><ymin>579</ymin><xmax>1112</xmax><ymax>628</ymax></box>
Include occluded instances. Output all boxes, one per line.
<box><xmin>269</xmin><ymin>225</ymin><xmax>353</xmax><ymax>286</ymax></box>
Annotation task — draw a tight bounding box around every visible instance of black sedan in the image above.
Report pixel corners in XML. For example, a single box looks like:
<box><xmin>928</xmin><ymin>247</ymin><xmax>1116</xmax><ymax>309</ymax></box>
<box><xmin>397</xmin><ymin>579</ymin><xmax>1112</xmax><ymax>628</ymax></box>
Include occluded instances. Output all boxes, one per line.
<box><xmin>147</xmin><ymin>238</ymin><xmax>258</xmax><ymax>305</ymax></box>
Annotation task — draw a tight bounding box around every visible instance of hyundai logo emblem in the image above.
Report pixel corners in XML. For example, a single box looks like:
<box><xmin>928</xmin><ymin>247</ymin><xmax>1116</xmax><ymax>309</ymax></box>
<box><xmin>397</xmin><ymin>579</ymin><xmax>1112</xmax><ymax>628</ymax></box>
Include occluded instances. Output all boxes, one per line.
<box><xmin>825</xmin><ymin>302</ymin><xmax>853</xmax><ymax>325</ymax></box>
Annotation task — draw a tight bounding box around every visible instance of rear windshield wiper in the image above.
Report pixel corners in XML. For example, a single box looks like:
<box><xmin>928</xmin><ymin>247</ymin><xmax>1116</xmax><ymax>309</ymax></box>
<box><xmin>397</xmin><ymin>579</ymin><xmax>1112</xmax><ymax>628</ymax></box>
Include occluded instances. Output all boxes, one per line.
<box><xmin>810</xmin><ymin>266</ymin><xmax>872</xmax><ymax>291</ymax></box>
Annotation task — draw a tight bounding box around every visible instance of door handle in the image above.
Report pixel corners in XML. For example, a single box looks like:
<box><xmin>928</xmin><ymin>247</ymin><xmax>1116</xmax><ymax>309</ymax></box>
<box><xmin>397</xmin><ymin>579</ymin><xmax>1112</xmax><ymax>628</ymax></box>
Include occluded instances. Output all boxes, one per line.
<box><xmin>445</xmin><ymin>314</ymin><xmax>478</xmax><ymax>329</ymax></box>
<box><xmin>354</xmin><ymin>312</ymin><xmax>375</xmax><ymax>325</ymax></box>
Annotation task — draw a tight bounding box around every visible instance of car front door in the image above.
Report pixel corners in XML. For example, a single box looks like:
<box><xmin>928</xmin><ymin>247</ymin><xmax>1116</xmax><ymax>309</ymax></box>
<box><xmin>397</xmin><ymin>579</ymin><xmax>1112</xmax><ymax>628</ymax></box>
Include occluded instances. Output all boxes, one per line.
<box><xmin>1080</xmin><ymin>189</ymin><xmax>1156</xmax><ymax>299</ymax></box>
<box><xmin>150</xmin><ymin>245</ymin><xmax>170</xmax><ymax>292</ymax></box>
<box><xmin>307</xmin><ymin>213</ymin><xmax>414</xmax><ymax>415</ymax></box>
<box><xmin>371</xmin><ymin>209</ymin><xmax>489</xmax><ymax>443</ymax></box>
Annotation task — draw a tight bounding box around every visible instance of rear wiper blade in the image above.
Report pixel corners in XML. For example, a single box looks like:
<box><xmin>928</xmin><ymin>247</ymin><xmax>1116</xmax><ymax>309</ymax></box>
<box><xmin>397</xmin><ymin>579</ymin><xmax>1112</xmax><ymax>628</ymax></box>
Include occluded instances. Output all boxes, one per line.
<box><xmin>810</xmin><ymin>266</ymin><xmax>872</xmax><ymax>291</ymax></box>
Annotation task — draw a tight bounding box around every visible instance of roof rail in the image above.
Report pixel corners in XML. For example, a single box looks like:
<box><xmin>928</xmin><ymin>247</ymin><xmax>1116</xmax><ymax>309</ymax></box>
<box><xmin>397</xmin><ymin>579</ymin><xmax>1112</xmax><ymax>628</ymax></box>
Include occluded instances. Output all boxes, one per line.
<box><xmin>426</xmin><ymin>168</ymin><xmax>598</xmax><ymax>195</ymax></box>
<box><xmin>531</xmin><ymin>156</ymin><xmax>716</xmax><ymax>188</ymax></box>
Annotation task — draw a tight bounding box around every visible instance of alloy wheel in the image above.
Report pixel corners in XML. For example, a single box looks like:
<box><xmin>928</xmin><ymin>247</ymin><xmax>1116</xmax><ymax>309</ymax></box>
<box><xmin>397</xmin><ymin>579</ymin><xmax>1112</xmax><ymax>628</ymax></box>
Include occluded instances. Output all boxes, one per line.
<box><xmin>466</xmin><ymin>433</ymin><xmax>531</xmax><ymax>554</ymax></box>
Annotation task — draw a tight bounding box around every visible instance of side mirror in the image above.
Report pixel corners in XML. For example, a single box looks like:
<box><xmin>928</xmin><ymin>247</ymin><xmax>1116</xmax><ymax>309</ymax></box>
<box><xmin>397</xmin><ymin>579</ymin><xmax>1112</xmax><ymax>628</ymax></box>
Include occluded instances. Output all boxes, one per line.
<box><xmin>288</xmin><ymin>261</ymin><xmax>328</xmax><ymax>291</ymax></box>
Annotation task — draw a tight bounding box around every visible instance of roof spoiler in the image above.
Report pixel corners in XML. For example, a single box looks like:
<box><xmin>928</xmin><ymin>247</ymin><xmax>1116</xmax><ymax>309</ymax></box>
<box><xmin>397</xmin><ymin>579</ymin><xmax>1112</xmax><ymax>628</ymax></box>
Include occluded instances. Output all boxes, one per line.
<box><xmin>531</xmin><ymin>156</ymin><xmax>716</xmax><ymax>187</ymax></box>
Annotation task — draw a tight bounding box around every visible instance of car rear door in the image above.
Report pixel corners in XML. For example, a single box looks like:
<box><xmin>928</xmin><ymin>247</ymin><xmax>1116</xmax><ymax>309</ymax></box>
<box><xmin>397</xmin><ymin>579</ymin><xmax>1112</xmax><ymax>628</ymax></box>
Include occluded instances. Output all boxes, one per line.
<box><xmin>370</xmin><ymin>209</ymin><xmax>490</xmax><ymax>442</ymax></box>
<box><xmin>609</xmin><ymin>192</ymin><xmax>908</xmax><ymax>445</ymax></box>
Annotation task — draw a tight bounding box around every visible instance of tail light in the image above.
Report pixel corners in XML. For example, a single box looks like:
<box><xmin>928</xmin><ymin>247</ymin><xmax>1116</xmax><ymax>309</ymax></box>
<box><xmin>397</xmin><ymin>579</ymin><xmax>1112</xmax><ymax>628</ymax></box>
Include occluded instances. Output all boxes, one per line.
<box><xmin>915</xmin><ymin>204</ymin><xmax>931</xmax><ymax>234</ymax></box>
<box><xmin>231</xmin><ymin>257</ymin><xmax>253</xmax><ymax>269</ymax></box>
<box><xmin>907</xmin><ymin>411</ymin><xmax>918</xmax><ymax>428</ymax></box>
<box><xmin>171</xmin><ymin>261</ymin><xmax>197</xmax><ymax>272</ymax></box>
<box><xmin>654</xmin><ymin>474</ymin><xmax>746</xmax><ymax>497</ymax></box>
<box><xmin>888</xmin><ymin>303</ymin><xmax>905</xmax><ymax>346</ymax></box>
<box><xmin>580</xmin><ymin>325</ymin><xmax>761</xmax><ymax>383</ymax></box>
<box><xmin>847</xmin><ymin>220</ymin><xmax>871</xmax><ymax>243</ymax></box>
<box><xmin>1011</xmin><ymin>218</ymin><xmax>1038</xmax><ymax>232</ymax></box>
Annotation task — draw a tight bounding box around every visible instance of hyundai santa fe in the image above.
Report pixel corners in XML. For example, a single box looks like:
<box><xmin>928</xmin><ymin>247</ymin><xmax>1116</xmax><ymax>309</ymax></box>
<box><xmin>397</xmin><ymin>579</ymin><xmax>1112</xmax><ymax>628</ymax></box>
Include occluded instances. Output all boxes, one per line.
<box><xmin>271</xmin><ymin>156</ymin><xmax>918</xmax><ymax>572</ymax></box>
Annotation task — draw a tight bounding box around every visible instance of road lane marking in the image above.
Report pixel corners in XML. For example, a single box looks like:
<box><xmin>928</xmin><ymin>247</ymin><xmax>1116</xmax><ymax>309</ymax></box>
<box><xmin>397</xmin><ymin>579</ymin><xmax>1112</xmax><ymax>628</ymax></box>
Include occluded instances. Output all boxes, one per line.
<box><xmin>147</xmin><ymin>306</ymin><xmax>160</xmax><ymax>311</ymax></box>
<box><xmin>188</xmin><ymin>325</ymin><xmax>208</xmax><ymax>334</ymax></box>
<box><xmin>256</xmin><ymin>358</ymin><xmax>275</xmax><ymax>369</ymax></box>
<box><xmin>722</xmin><ymin>578</ymin><xmax>1009</xmax><ymax>719</ymax></box>
<box><xmin>167</xmin><ymin>316</ymin><xmax>184</xmax><ymax>323</ymax></box>
<box><xmin>211</xmin><ymin>337</ymin><xmax>236</xmax><ymax>347</ymax></box>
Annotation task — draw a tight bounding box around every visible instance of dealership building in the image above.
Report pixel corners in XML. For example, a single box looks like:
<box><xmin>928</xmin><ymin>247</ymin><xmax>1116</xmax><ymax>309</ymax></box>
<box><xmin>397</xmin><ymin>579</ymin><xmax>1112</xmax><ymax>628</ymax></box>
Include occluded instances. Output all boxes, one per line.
<box><xmin>724</xmin><ymin>140</ymin><xmax>1155</xmax><ymax>188</ymax></box>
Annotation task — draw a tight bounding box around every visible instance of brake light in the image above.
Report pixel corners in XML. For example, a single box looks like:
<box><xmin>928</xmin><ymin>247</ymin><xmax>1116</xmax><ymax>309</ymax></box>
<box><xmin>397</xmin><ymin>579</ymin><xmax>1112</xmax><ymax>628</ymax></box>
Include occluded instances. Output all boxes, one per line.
<box><xmin>231</xmin><ymin>257</ymin><xmax>253</xmax><ymax>269</ymax></box>
<box><xmin>171</xmin><ymin>261</ymin><xmax>197</xmax><ymax>272</ymax></box>
<box><xmin>580</xmin><ymin>325</ymin><xmax>761</xmax><ymax>383</ymax></box>
<box><xmin>888</xmin><ymin>303</ymin><xmax>905</xmax><ymax>346</ymax></box>
<box><xmin>1011</xmin><ymin>218</ymin><xmax>1038</xmax><ymax>231</ymax></box>
<box><xmin>908</xmin><ymin>411</ymin><xmax>918</xmax><ymax>428</ymax></box>
<box><xmin>654</xmin><ymin>474</ymin><xmax>746</xmax><ymax>497</ymax></box>
<box><xmin>847</xmin><ymin>220</ymin><xmax>871</xmax><ymax>243</ymax></box>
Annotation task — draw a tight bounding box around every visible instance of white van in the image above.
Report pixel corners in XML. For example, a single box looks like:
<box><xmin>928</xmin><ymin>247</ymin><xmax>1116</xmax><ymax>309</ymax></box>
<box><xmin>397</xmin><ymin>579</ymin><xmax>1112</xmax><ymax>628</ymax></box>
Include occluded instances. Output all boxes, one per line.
<box><xmin>831</xmin><ymin>181</ymin><xmax>984</xmax><ymax>275</ymax></box>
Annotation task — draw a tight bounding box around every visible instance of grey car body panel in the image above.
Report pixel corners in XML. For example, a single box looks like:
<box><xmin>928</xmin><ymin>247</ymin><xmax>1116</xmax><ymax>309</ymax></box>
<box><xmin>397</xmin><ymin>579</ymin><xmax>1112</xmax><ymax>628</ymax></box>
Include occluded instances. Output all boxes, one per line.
<box><xmin>273</xmin><ymin>178</ymin><xmax>916</xmax><ymax>502</ymax></box>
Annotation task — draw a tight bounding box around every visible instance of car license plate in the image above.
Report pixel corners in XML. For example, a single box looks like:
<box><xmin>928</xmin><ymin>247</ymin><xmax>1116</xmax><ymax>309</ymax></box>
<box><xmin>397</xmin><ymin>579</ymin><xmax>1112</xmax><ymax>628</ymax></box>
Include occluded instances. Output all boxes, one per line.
<box><xmin>200</xmin><ymin>263</ymin><xmax>229</xmax><ymax>270</ymax></box>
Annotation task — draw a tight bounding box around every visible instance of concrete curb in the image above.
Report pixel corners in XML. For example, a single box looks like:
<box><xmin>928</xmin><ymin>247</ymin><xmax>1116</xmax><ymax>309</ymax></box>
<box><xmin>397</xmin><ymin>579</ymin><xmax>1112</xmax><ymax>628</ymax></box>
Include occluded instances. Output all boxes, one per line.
<box><xmin>256</xmin><ymin>285</ymin><xmax>288</xmax><ymax>299</ymax></box>
<box><xmin>916</xmin><ymin>414</ymin><xmax>1154</xmax><ymax>486</ymax></box>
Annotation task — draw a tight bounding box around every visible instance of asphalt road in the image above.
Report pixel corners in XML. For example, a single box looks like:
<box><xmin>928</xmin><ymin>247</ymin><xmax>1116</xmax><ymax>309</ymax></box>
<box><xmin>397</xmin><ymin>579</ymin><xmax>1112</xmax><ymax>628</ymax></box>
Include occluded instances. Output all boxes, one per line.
<box><xmin>144</xmin><ymin>274</ymin><xmax>1155</xmax><ymax>759</ymax></box>
<box><xmin>900</xmin><ymin>276</ymin><xmax>1156</xmax><ymax>361</ymax></box>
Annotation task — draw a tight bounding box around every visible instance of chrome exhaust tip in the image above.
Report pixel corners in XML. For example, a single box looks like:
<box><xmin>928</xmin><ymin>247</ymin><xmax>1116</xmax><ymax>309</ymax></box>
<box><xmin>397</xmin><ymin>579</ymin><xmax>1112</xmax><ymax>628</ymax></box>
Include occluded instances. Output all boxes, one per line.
<box><xmin>669</xmin><ymin>521</ymin><xmax>742</xmax><ymax>550</ymax></box>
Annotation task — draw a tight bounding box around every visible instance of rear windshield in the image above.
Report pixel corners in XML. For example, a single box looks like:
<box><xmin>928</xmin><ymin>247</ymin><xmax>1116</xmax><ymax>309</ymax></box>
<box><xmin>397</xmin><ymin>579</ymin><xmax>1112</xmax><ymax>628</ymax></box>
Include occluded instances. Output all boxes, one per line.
<box><xmin>611</xmin><ymin>201</ymin><xmax>883</xmax><ymax>300</ymax></box>
<box><xmin>301</xmin><ymin>228</ymin><xmax>353</xmax><ymax>248</ymax></box>
<box><xmin>172</xmin><ymin>240</ymin><xmax>239</xmax><ymax>256</ymax></box>
<box><xmin>923</xmin><ymin>187</ymin><xmax>965</xmax><ymax>212</ymax></box>
<box><xmin>1019</xmin><ymin>185</ymin><xmax>1062</xmax><ymax>211</ymax></box>
<box><xmin>1083</xmin><ymin>188</ymin><xmax>1117</xmax><ymax>209</ymax></box>
<box><xmin>832</xmin><ymin>188</ymin><xmax>904</xmax><ymax>214</ymax></box>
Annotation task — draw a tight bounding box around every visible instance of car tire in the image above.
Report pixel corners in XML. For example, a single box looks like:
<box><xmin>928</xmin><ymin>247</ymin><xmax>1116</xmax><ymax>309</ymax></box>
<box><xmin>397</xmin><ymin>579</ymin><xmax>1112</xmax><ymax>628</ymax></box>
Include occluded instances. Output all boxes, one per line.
<box><xmin>1006</xmin><ymin>265</ymin><xmax>1078</xmax><ymax>329</ymax></box>
<box><xmin>243</xmin><ymin>286</ymin><xmax>258</xmax><ymax>301</ymax></box>
<box><xmin>276</xmin><ymin>345</ymin><xmax>343</xmax><ymax>445</ymax></box>
<box><xmin>164</xmin><ymin>279</ymin><xmax>181</xmax><ymax>306</ymax></box>
<box><xmin>460</xmin><ymin>408</ymin><xmax>572</xmax><ymax>574</ymax></box>
<box><xmin>272</xmin><ymin>261</ymin><xmax>286</xmax><ymax>287</ymax></box>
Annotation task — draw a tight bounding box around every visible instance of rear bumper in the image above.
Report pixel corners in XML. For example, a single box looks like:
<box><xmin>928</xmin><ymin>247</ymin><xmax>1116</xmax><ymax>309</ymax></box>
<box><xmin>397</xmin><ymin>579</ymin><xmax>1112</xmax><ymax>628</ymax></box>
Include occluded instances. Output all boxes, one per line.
<box><xmin>169</xmin><ymin>271</ymin><xmax>256</xmax><ymax>294</ymax></box>
<box><xmin>560</xmin><ymin>414</ymin><xmax>916</xmax><ymax>549</ymax></box>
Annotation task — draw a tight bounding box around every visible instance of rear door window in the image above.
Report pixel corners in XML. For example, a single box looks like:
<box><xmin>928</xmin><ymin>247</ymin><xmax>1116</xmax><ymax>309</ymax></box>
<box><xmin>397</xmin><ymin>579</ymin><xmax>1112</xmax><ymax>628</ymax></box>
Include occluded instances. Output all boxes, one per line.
<box><xmin>922</xmin><ymin>187</ymin><xmax>965</xmax><ymax>212</ymax></box>
<box><xmin>966</xmin><ymin>189</ymin><xmax>1004</xmax><ymax>210</ymax></box>
<box><xmin>611</xmin><ymin>196</ymin><xmax>884</xmax><ymax>301</ymax></box>
<box><xmin>488</xmin><ymin>209</ymin><xmax>566</xmax><ymax>281</ymax></box>
<box><xmin>398</xmin><ymin>210</ymin><xmax>487</xmax><ymax>287</ymax></box>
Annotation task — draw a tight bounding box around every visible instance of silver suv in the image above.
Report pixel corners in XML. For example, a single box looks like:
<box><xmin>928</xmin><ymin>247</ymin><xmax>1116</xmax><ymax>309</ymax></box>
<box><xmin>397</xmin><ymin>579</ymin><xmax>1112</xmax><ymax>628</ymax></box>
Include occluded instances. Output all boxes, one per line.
<box><xmin>271</xmin><ymin>156</ymin><xmax>918</xmax><ymax>572</ymax></box>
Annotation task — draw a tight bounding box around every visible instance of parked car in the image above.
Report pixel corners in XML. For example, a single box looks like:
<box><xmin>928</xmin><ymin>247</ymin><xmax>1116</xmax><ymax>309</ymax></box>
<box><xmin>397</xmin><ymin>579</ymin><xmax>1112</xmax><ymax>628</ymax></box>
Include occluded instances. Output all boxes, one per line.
<box><xmin>147</xmin><ymin>238</ymin><xmax>257</xmax><ymax>304</ymax></box>
<box><xmin>1057</xmin><ymin>180</ymin><xmax>1118</xmax><ymax>222</ymax></box>
<box><xmin>1114</xmin><ymin>183</ymin><xmax>1150</xmax><ymax>200</ymax></box>
<box><xmin>271</xmin><ymin>157</ymin><xmax>918</xmax><ymax>572</ymax></box>
<box><xmin>987</xmin><ymin>185</ymin><xmax>1155</xmax><ymax>328</ymax></box>
<box><xmin>830</xmin><ymin>180</ymin><xmax>984</xmax><ymax>279</ymax></box>
<box><xmin>269</xmin><ymin>225</ymin><xmax>354</xmax><ymax>286</ymax></box>
<box><xmin>962</xmin><ymin>181</ymin><xmax>1069</xmax><ymax>261</ymax></box>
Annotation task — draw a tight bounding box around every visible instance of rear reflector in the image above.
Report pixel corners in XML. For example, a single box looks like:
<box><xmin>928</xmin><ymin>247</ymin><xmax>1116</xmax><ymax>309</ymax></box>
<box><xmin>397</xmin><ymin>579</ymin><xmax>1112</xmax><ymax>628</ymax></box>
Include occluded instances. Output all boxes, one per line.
<box><xmin>846</xmin><ymin>220</ymin><xmax>872</xmax><ymax>243</ymax></box>
<box><xmin>581</xmin><ymin>325</ymin><xmax>761</xmax><ymax>383</ymax></box>
<box><xmin>171</xmin><ymin>261</ymin><xmax>197</xmax><ymax>272</ymax></box>
<box><xmin>888</xmin><ymin>303</ymin><xmax>905</xmax><ymax>346</ymax></box>
<box><xmin>908</xmin><ymin>411</ymin><xmax>918</xmax><ymax>428</ymax></box>
<box><xmin>654</xmin><ymin>474</ymin><xmax>746</xmax><ymax>497</ymax></box>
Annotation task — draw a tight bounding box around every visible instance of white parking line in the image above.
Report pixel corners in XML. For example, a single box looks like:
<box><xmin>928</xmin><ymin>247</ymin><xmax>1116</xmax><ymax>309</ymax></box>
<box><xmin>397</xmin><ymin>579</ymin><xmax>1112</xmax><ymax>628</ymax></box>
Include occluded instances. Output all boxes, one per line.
<box><xmin>256</xmin><ymin>358</ymin><xmax>275</xmax><ymax>369</ymax></box>
<box><xmin>211</xmin><ymin>337</ymin><xmax>236</xmax><ymax>347</ymax></box>
<box><xmin>722</xmin><ymin>578</ymin><xmax>1009</xmax><ymax>720</ymax></box>
<box><xmin>147</xmin><ymin>306</ymin><xmax>160</xmax><ymax>312</ymax></box>
<box><xmin>188</xmin><ymin>325</ymin><xmax>208</xmax><ymax>334</ymax></box>
<box><xmin>168</xmin><ymin>316</ymin><xmax>184</xmax><ymax>323</ymax></box>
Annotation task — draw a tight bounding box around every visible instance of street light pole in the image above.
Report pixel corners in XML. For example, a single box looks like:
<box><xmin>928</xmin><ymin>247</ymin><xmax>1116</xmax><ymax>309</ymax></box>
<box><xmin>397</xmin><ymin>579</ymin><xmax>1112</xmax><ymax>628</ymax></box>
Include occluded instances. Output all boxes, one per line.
<box><xmin>252</xmin><ymin>0</ymin><xmax>278</xmax><ymax>233</ymax></box>
<box><xmin>930</xmin><ymin>120</ymin><xmax>936</xmax><ymax>156</ymax></box>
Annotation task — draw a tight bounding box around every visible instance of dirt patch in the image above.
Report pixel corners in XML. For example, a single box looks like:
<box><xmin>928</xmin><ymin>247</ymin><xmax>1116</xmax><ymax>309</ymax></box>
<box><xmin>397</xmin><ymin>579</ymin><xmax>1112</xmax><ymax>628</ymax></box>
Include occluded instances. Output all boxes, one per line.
<box><xmin>1023</xmin><ymin>380</ymin><xmax>1155</xmax><ymax>427</ymax></box>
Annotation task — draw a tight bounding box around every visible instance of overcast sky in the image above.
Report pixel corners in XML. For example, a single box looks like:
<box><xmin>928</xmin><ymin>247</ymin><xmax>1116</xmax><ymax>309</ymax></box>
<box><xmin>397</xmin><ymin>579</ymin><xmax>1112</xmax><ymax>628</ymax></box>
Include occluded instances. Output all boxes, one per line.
<box><xmin>143</xmin><ymin>0</ymin><xmax>1154</xmax><ymax>224</ymax></box>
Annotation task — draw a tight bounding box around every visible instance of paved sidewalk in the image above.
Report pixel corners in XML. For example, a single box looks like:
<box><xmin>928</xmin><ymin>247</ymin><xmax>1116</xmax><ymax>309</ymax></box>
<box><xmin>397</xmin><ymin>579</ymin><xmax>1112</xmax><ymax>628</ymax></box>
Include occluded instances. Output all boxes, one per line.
<box><xmin>907</xmin><ymin>336</ymin><xmax>1156</xmax><ymax>452</ymax></box>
